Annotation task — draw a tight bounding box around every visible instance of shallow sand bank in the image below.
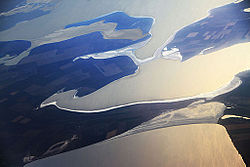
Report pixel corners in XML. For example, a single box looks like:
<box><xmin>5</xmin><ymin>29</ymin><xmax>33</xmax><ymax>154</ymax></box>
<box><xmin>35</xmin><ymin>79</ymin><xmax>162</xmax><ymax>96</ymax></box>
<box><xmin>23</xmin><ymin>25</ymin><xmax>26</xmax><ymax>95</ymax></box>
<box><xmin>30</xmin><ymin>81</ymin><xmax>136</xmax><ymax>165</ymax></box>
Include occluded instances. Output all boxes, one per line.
<box><xmin>41</xmin><ymin>42</ymin><xmax>250</xmax><ymax>112</ymax></box>
<box><xmin>112</xmin><ymin>102</ymin><xmax>226</xmax><ymax>138</ymax></box>
<box><xmin>25</xmin><ymin>124</ymin><xmax>245</xmax><ymax>167</ymax></box>
<box><xmin>0</xmin><ymin>0</ymin><xmax>233</xmax><ymax>60</ymax></box>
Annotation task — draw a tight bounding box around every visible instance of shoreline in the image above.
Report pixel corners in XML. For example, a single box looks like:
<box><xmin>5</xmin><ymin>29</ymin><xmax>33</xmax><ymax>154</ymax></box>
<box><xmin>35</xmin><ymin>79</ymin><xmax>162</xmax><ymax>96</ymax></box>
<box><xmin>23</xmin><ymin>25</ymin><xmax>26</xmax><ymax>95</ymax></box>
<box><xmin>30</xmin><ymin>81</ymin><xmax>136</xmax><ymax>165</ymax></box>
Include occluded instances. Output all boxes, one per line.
<box><xmin>40</xmin><ymin>41</ymin><xmax>250</xmax><ymax>112</ymax></box>
<box><xmin>24</xmin><ymin>124</ymin><xmax>246</xmax><ymax>167</ymax></box>
<box><xmin>40</xmin><ymin>74</ymin><xmax>242</xmax><ymax>113</ymax></box>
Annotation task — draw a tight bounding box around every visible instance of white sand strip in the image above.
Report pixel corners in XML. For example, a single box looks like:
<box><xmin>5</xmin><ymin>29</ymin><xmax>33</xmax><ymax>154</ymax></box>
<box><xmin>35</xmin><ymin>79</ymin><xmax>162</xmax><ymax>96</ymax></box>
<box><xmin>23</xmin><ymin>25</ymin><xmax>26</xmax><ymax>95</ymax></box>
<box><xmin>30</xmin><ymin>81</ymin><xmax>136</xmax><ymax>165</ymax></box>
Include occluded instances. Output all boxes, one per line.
<box><xmin>0</xmin><ymin>0</ymin><xmax>233</xmax><ymax>60</ymax></box>
<box><xmin>40</xmin><ymin>42</ymin><xmax>250</xmax><ymax>112</ymax></box>
<box><xmin>111</xmin><ymin>102</ymin><xmax>226</xmax><ymax>139</ymax></box>
<box><xmin>221</xmin><ymin>115</ymin><xmax>250</xmax><ymax>120</ymax></box>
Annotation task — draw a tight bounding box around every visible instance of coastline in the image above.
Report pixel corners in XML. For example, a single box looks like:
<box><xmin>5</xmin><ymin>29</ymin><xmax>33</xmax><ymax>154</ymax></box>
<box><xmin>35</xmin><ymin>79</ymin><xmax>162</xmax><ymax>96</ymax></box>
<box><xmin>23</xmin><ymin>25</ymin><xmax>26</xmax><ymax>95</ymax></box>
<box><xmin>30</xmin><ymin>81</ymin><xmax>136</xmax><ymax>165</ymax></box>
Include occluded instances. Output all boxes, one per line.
<box><xmin>24</xmin><ymin>124</ymin><xmax>246</xmax><ymax>167</ymax></box>
<box><xmin>40</xmin><ymin>42</ymin><xmax>250</xmax><ymax>113</ymax></box>
<box><xmin>40</xmin><ymin>75</ymin><xmax>241</xmax><ymax>113</ymax></box>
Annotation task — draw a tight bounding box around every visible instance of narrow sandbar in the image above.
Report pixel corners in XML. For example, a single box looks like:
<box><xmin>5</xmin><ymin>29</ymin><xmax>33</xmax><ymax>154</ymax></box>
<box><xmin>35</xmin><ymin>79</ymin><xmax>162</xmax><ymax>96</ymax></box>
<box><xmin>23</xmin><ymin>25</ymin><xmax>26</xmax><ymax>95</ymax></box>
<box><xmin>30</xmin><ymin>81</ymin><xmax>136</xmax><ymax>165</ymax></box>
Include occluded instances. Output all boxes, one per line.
<box><xmin>0</xmin><ymin>0</ymin><xmax>233</xmax><ymax>60</ymax></box>
<box><xmin>41</xmin><ymin>42</ymin><xmax>250</xmax><ymax>112</ymax></box>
